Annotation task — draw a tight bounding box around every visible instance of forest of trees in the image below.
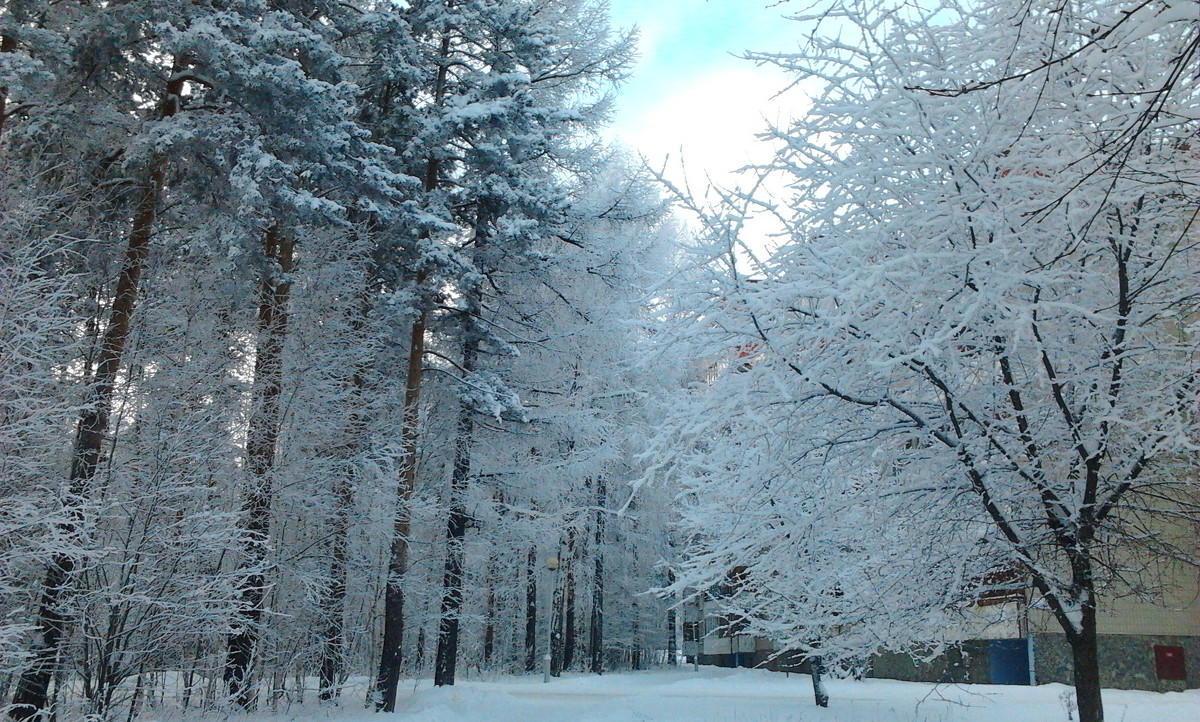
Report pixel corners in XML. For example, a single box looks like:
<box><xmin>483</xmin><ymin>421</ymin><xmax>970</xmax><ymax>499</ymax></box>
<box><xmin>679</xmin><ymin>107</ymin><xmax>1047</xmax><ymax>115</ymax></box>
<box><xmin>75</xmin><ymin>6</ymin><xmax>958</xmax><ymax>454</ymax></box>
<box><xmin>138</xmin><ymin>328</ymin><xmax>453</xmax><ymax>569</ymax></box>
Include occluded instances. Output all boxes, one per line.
<box><xmin>1</xmin><ymin>0</ymin><xmax>682</xmax><ymax>719</ymax></box>
<box><xmin>2</xmin><ymin>1</ymin><xmax>1196</xmax><ymax>722</ymax></box>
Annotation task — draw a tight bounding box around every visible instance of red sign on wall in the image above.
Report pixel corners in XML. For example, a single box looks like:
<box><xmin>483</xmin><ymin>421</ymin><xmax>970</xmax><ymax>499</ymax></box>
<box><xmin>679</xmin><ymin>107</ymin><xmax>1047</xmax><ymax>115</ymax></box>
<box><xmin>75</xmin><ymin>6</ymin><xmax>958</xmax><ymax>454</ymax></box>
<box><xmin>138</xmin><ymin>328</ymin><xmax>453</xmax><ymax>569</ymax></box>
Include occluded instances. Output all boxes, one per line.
<box><xmin>1154</xmin><ymin>645</ymin><xmax>1186</xmax><ymax>681</ymax></box>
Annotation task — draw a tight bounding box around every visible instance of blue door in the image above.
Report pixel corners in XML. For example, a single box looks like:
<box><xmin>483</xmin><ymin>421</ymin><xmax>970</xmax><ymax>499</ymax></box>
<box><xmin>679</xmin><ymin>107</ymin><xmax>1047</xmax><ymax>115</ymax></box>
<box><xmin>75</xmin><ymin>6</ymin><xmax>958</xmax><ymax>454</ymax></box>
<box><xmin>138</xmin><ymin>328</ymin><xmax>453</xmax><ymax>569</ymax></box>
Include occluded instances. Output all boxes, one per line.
<box><xmin>989</xmin><ymin>639</ymin><xmax>1030</xmax><ymax>685</ymax></box>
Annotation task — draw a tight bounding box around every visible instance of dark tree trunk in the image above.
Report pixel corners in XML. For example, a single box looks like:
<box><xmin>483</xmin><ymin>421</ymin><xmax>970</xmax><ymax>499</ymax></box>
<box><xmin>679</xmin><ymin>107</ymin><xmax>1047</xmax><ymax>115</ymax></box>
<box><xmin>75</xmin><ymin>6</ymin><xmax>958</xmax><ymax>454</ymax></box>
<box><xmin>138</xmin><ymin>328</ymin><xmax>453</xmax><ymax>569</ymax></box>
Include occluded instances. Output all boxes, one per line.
<box><xmin>1067</xmin><ymin>596</ymin><xmax>1103</xmax><ymax>722</ymax></box>
<box><xmin>666</xmin><ymin>570</ymin><xmax>677</xmax><ymax>666</ymax></box>
<box><xmin>589</xmin><ymin>478</ymin><xmax>606</xmax><ymax>675</ymax></box>
<box><xmin>550</xmin><ymin>551</ymin><xmax>565</xmax><ymax>677</ymax></box>
<box><xmin>525</xmin><ymin>547</ymin><xmax>538</xmax><ymax>672</ymax></box>
<box><xmin>374</xmin><ymin>34</ymin><xmax>450</xmax><ymax>710</ymax></box>
<box><xmin>433</xmin><ymin>192</ymin><xmax>497</xmax><ymax>687</ymax></box>
<box><xmin>562</xmin><ymin>531</ymin><xmax>577</xmax><ymax>672</ymax></box>
<box><xmin>1030</xmin><ymin>553</ymin><xmax>1104</xmax><ymax>722</ymax></box>
<box><xmin>433</xmin><ymin>338</ymin><xmax>477</xmax><ymax>687</ymax></box>
<box><xmin>562</xmin><ymin>578</ymin><xmax>576</xmax><ymax>671</ymax></box>
<box><xmin>8</xmin><ymin>68</ymin><xmax>185</xmax><ymax>722</ymax></box>
<box><xmin>225</xmin><ymin>225</ymin><xmax>295</xmax><ymax>710</ymax></box>
<box><xmin>810</xmin><ymin>654</ymin><xmax>829</xmax><ymax>708</ymax></box>
<box><xmin>630</xmin><ymin>596</ymin><xmax>644</xmax><ymax>671</ymax></box>
<box><xmin>375</xmin><ymin>306</ymin><xmax>425</xmax><ymax>711</ymax></box>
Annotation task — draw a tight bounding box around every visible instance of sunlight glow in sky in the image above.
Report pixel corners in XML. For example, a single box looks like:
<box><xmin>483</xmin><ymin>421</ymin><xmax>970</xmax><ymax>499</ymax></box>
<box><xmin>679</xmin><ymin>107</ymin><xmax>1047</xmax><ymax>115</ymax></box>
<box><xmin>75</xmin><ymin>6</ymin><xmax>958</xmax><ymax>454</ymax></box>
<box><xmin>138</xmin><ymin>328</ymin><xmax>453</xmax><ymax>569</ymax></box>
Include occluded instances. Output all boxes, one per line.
<box><xmin>605</xmin><ymin>0</ymin><xmax>811</xmax><ymax>190</ymax></box>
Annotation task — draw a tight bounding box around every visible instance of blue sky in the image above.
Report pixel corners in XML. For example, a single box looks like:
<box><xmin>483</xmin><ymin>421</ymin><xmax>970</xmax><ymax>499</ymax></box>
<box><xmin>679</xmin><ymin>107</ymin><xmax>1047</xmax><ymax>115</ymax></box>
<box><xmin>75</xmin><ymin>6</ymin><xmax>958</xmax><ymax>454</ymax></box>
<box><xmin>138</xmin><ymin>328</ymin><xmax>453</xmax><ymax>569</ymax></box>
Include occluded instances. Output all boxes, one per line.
<box><xmin>604</xmin><ymin>0</ymin><xmax>809</xmax><ymax>187</ymax></box>
<box><xmin>607</xmin><ymin>0</ymin><xmax>800</xmax><ymax>119</ymax></box>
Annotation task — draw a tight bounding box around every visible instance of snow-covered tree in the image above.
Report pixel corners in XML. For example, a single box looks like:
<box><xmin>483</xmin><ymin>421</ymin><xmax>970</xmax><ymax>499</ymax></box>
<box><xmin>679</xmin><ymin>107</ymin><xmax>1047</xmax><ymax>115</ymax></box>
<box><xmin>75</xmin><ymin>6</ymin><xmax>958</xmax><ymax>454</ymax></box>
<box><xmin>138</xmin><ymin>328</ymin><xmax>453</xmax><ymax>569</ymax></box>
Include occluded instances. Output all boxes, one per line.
<box><xmin>0</xmin><ymin>0</ymin><xmax>703</xmax><ymax>718</ymax></box>
<box><xmin>0</xmin><ymin>168</ymin><xmax>85</xmax><ymax>682</ymax></box>
<box><xmin>657</xmin><ymin>2</ymin><xmax>1198</xmax><ymax>721</ymax></box>
<box><xmin>2</xmin><ymin>0</ymin><xmax>404</xmax><ymax>715</ymax></box>
<box><xmin>466</xmin><ymin>155</ymin><xmax>677</xmax><ymax>678</ymax></box>
<box><xmin>359</xmin><ymin>0</ymin><xmax>639</xmax><ymax>702</ymax></box>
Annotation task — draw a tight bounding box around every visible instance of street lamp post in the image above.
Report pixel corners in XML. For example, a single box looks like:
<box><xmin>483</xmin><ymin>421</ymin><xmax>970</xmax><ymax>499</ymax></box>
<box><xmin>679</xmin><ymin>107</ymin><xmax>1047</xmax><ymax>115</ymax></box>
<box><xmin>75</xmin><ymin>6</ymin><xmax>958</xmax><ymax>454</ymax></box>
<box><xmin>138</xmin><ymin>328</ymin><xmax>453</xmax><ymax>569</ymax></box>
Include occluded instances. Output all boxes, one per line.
<box><xmin>543</xmin><ymin>555</ymin><xmax>560</xmax><ymax>683</ymax></box>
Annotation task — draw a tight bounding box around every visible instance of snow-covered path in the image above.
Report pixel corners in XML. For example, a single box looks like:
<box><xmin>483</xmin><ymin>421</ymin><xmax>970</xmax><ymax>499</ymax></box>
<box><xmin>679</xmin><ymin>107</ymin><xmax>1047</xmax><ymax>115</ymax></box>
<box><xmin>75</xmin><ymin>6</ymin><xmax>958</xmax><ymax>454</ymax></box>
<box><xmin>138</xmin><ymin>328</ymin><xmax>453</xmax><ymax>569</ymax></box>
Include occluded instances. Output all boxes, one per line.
<box><xmin>223</xmin><ymin>667</ymin><xmax>1198</xmax><ymax>722</ymax></box>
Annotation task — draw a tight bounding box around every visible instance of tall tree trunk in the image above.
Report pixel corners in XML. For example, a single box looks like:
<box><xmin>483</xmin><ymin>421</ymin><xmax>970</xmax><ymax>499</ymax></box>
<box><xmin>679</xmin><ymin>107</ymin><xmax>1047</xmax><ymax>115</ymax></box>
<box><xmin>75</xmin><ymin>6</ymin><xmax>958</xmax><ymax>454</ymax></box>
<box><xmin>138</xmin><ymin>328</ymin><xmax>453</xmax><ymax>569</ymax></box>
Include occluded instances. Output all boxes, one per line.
<box><xmin>525</xmin><ymin>547</ymin><xmax>538</xmax><ymax>672</ymax></box>
<box><xmin>434</xmin><ymin>195</ymin><xmax>497</xmax><ymax>686</ymax></box>
<box><xmin>666</xmin><ymin>569</ymin><xmax>677</xmax><ymax>666</ymax></box>
<box><xmin>562</xmin><ymin>530</ymin><xmax>577</xmax><ymax>672</ymax></box>
<box><xmin>372</xmin><ymin>303</ymin><xmax>431</xmax><ymax>701</ymax></box>
<box><xmin>549</xmin><ymin>542</ymin><xmax>565</xmax><ymax>678</ymax></box>
<box><xmin>374</xmin><ymin>305</ymin><xmax>425</xmax><ymax>710</ymax></box>
<box><xmin>374</xmin><ymin>33</ymin><xmax>451</xmax><ymax>711</ymax></box>
<box><xmin>8</xmin><ymin>67</ymin><xmax>185</xmax><ymax>722</ymax></box>
<box><xmin>433</xmin><ymin>337</ymin><xmax>477</xmax><ymax>687</ymax></box>
<box><xmin>562</xmin><ymin>575</ymin><xmax>576</xmax><ymax>671</ymax></box>
<box><xmin>589</xmin><ymin>478</ymin><xmax>605</xmax><ymax>675</ymax></box>
<box><xmin>224</xmin><ymin>225</ymin><xmax>295</xmax><ymax>710</ymax></box>
<box><xmin>482</xmin><ymin>564</ymin><xmax>496</xmax><ymax>666</ymax></box>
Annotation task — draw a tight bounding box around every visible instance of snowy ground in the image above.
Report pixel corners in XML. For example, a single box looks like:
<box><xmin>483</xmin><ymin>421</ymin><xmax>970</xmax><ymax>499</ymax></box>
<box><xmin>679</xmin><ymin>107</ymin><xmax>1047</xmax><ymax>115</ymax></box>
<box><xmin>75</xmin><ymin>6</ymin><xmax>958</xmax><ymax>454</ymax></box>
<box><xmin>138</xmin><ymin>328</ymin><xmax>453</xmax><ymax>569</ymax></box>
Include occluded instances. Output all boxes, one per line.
<box><xmin>206</xmin><ymin>666</ymin><xmax>1199</xmax><ymax>722</ymax></box>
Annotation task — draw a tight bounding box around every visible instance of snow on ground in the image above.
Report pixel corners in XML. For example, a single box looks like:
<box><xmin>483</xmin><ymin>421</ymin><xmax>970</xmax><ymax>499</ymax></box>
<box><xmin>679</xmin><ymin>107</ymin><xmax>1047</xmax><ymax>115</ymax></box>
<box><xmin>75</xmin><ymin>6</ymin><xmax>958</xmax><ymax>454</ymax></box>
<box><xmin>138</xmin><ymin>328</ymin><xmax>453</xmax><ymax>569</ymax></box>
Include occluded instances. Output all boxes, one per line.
<box><xmin>207</xmin><ymin>666</ymin><xmax>1199</xmax><ymax>722</ymax></box>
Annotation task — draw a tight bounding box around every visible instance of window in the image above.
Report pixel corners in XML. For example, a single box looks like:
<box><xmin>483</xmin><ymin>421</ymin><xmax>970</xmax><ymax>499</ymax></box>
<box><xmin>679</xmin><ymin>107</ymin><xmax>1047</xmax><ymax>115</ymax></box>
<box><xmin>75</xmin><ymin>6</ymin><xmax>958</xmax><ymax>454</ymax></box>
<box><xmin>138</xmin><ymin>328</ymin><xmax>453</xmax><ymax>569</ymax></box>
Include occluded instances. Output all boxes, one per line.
<box><xmin>976</xmin><ymin>563</ymin><xmax>1026</xmax><ymax>606</ymax></box>
<box><xmin>1154</xmin><ymin>645</ymin><xmax>1186</xmax><ymax>681</ymax></box>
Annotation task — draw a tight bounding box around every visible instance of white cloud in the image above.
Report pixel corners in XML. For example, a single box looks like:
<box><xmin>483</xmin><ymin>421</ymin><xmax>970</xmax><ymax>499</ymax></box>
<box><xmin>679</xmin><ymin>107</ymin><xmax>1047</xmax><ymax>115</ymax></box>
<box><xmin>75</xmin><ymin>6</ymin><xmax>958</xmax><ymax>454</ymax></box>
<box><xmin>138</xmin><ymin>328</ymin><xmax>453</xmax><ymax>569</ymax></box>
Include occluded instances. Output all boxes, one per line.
<box><xmin>601</xmin><ymin>2</ymin><xmax>818</xmax><ymax>261</ymax></box>
<box><xmin>607</xmin><ymin>65</ymin><xmax>812</xmax><ymax>265</ymax></box>
<box><xmin>617</xmin><ymin>66</ymin><xmax>805</xmax><ymax>190</ymax></box>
